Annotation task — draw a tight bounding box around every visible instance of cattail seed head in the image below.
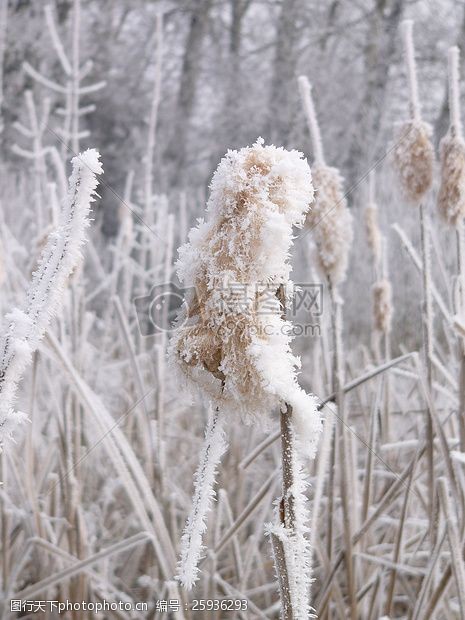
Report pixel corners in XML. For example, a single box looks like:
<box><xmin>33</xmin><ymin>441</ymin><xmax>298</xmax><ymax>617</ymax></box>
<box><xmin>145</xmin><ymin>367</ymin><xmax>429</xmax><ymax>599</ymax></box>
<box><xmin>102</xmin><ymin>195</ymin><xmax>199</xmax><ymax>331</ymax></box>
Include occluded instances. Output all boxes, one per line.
<box><xmin>170</xmin><ymin>140</ymin><xmax>320</xmax><ymax>441</ymax></box>
<box><xmin>391</xmin><ymin>120</ymin><xmax>434</xmax><ymax>205</ymax></box>
<box><xmin>437</xmin><ymin>135</ymin><xmax>465</xmax><ymax>227</ymax></box>
<box><xmin>437</xmin><ymin>47</ymin><xmax>465</xmax><ymax>227</ymax></box>
<box><xmin>364</xmin><ymin>203</ymin><xmax>382</xmax><ymax>266</ymax></box>
<box><xmin>365</xmin><ymin>170</ymin><xmax>382</xmax><ymax>266</ymax></box>
<box><xmin>372</xmin><ymin>278</ymin><xmax>393</xmax><ymax>334</ymax></box>
<box><xmin>305</xmin><ymin>165</ymin><xmax>353</xmax><ymax>285</ymax></box>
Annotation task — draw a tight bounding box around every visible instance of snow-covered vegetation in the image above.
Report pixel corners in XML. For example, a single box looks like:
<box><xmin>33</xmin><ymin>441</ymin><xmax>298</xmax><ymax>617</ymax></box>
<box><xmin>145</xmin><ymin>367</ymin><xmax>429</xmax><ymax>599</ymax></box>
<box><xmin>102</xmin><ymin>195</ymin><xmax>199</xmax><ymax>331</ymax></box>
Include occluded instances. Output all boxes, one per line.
<box><xmin>1</xmin><ymin>1</ymin><xmax>465</xmax><ymax>619</ymax></box>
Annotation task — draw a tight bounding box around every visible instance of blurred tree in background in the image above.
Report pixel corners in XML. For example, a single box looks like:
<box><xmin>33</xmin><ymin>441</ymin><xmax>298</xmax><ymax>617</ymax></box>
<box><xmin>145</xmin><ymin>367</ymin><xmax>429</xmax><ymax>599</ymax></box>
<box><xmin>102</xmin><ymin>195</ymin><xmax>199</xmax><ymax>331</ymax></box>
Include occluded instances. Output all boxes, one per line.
<box><xmin>3</xmin><ymin>0</ymin><xmax>464</xmax><ymax>344</ymax></box>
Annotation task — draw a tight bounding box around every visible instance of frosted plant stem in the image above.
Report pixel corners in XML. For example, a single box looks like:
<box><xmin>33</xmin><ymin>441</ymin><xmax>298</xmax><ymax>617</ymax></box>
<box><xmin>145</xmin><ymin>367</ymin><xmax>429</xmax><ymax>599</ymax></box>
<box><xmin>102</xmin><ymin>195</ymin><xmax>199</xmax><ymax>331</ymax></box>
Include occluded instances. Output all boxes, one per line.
<box><xmin>382</xmin><ymin>241</ymin><xmax>391</xmax><ymax>442</ymax></box>
<box><xmin>438</xmin><ymin>478</ymin><xmax>465</xmax><ymax>617</ymax></box>
<box><xmin>361</xmin><ymin>380</ymin><xmax>382</xmax><ymax>523</ymax></box>
<box><xmin>401</xmin><ymin>20</ymin><xmax>421</xmax><ymax>121</ymax></box>
<box><xmin>310</xmin><ymin>407</ymin><xmax>334</xmax><ymax>553</ymax></box>
<box><xmin>446</xmin><ymin>47</ymin><xmax>465</xmax><ymax>453</ymax></box>
<box><xmin>144</xmin><ymin>11</ymin><xmax>163</xmax><ymax>210</ymax></box>
<box><xmin>1</xmin><ymin>451</ymin><xmax>8</xmax><ymax>590</ymax></box>
<box><xmin>448</xmin><ymin>46</ymin><xmax>462</xmax><ymax>137</ymax></box>
<box><xmin>328</xmin><ymin>277</ymin><xmax>356</xmax><ymax>620</ymax></box>
<box><xmin>267</xmin><ymin>285</ymin><xmax>313</xmax><ymax>619</ymax></box>
<box><xmin>456</xmin><ymin>224</ymin><xmax>465</xmax><ymax>451</ymax></box>
<box><xmin>280</xmin><ymin>404</ymin><xmax>296</xmax><ymax>532</ymax></box>
<box><xmin>71</xmin><ymin>0</ymin><xmax>81</xmax><ymax>154</ymax></box>
<box><xmin>297</xmin><ymin>76</ymin><xmax>325</xmax><ymax>166</ymax></box>
<box><xmin>0</xmin><ymin>149</ymin><xmax>102</xmax><ymax>448</ymax></box>
<box><xmin>155</xmin><ymin>344</ymin><xmax>166</xmax><ymax>490</ymax></box>
<box><xmin>113</xmin><ymin>295</ymin><xmax>154</xmax><ymax>480</ymax></box>
<box><xmin>138</xmin><ymin>12</ymin><xmax>164</xmax><ymax>326</ymax></box>
<box><xmin>325</xmin><ymin>413</ymin><xmax>336</xmax><ymax>566</ymax></box>
<box><xmin>419</xmin><ymin>202</ymin><xmax>435</xmax><ymax>530</ymax></box>
<box><xmin>25</xmin><ymin>351</ymin><xmax>40</xmax><ymax>535</ymax></box>
<box><xmin>44</xmin><ymin>5</ymin><xmax>72</xmax><ymax>76</ymax></box>
<box><xmin>325</xmin><ymin>283</ymin><xmax>337</xmax><ymax>588</ymax></box>
<box><xmin>270</xmin><ymin>528</ymin><xmax>292</xmax><ymax>617</ymax></box>
<box><xmin>410</xmin><ymin>529</ymin><xmax>446</xmax><ymax>620</ymax></box>
<box><xmin>161</xmin><ymin>214</ymin><xmax>175</xmax><ymax>331</ymax></box>
<box><xmin>383</xmin><ymin>329</ymin><xmax>392</xmax><ymax>441</ymax></box>
<box><xmin>384</xmin><ymin>450</ymin><xmax>417</xmax><ymax>617</ymax></box>
<box><xmin>273</xmin><ymin>403</ymin><xmax>311</xmax><ymax>620</ymax></box>
<box><xmin>12</xmin><ymin>92</ymin><xmax>50</xmax><ymax>233</ymax></box>
<box><xmin>0</xmin><ymin>0</ymin><xmax>8</xmax><ymax>135</ymax></box>
<box><xmin>177</xmin><ymin>407</ymin><xmax>227</xmax><ymax>590</ymax></box>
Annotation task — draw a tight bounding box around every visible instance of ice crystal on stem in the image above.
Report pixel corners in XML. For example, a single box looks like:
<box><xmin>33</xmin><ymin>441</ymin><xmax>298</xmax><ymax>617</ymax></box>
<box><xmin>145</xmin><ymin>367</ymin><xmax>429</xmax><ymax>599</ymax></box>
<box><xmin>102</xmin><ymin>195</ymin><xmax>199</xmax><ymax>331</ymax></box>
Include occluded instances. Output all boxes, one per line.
<box><xmin>0</xmin><ymin>149</ymin><xmax>102</xmax><ymax>448</ymax></box>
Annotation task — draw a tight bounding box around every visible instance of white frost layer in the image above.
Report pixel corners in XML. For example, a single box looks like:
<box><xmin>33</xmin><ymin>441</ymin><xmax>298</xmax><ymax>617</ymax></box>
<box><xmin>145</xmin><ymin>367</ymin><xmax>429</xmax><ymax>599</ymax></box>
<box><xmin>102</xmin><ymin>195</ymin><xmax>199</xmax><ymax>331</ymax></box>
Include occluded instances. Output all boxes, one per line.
<box><xmin>176</xmin><ymin>409</ymin><xmax>227</xmax><ymax>590</ymax></box>
<box><xmin>266</xmin><ymin>428</ymin><xmax>316</xmax><ymax>619</ymax></box>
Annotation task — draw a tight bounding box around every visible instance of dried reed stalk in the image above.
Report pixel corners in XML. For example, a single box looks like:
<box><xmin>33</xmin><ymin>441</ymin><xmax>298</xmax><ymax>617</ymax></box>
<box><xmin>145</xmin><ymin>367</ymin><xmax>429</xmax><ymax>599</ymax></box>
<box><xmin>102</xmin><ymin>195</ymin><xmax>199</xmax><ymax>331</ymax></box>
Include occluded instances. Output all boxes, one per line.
<box><xmin>299</xmin><ymin>74</ymin><xmax>356</xmax><ymax>618</ymax></box>
<box><xmin>437</xmin><ymin>46</ymin><xmax>465</xmax><ymax>452</ymax></box>
<box><xmin>170</xmin><ymin>141</ymin><xmax>320</xmax><ymax>607</ymax></box>
<box><xmin>393</xmin><ymin>19</ymin><xmax>435</xmax><ymax>523</ymax></box>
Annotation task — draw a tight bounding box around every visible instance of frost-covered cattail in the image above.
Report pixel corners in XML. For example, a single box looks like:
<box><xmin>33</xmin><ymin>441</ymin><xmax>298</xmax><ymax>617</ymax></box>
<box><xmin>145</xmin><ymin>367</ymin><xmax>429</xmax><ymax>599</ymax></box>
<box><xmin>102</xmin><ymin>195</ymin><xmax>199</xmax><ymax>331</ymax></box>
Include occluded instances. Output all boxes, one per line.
<box><xmin>0</xmin><ymin>149</ymin><xmax>102</xmax><ymax>447</ymax></box>
<box><xmin>438</xmin><ymin>137</ymin><xmax>465</xmax><ymax>226</ymax></box>
<box><xmin>393</xmin><ymin>20</ymin><xmax>435</xmax><ymax>509</ymax></box>
<box><xmin>0</xmin><ymin>238</ymin><xmax>5</xmax><ymax>288</ymax></box>
<box><xmin>309</xmin><ymin>166</ymin><xmax>353</xmax><ymax>284</ymax></box>
<box><xmin>365</xmin><ymin>173</ymin><xmax>393</xmax><ymax>339</ymax></box>
<box><xmin>372</xmin><ymin>279</ymin><xmax>393</xmax><ymax>334</ymax></box>
<box><xmin>171</xmin><ymin>139</ymin><xmax>320</xmax><ymax>438</ymax></box>
<box><xmin>298</xmin><ymin>76</ymin><xmax>353</xmax><ymax>285</ymax></box>
<box><xmin>171</xmin><ymin>139</ymin><xmax>321</xmax><ymax>599</ymax></box>
<box><xmin>176</xmin><ymin>406</ymin><xmax>227</xmax><ymax>590</ymax></box>
<box><xmin>437</xmin><ymin>47</ymin><xmax>465</xmax><ymax>227</ymax></box>
<box><xmin>438</xmin><ymin>48</ymin><xmax>465</xmax><ymax>453</ymax></box>
<box><xmin>364</xmin><ymin>171</ymin><xmax>382</xmax><ymax>268</ymax></box>
<box><xmin>364</xmin><ymin>205</ymin><xmax>381</xmax><ymax>265</ymax></box>
<box><xmin>391</xmin><ymin>21</ymin><xmax>434</xmax><ymax>205</ymax></box>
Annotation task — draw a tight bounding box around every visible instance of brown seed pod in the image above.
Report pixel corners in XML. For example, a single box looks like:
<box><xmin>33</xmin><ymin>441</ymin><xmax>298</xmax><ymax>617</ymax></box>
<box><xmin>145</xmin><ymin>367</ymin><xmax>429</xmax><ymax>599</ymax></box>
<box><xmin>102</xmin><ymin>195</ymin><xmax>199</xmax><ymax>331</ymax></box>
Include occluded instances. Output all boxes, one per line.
<box><xmin>372</xmin><ymin>278</ymin><xmax>393</xmax><ymax>334</ymax></box>
<box><xmin>437</xmin><ymin>134</ymin><xmax>465</xmax><ymax>227</ymax></box>
<box><xmin>364</xmin><ymin>203</ymin><xmax>382</xmax><ymax>266</ymax></box>
<box><xmin>391</xmin><ymin>120</ymin><xmax>434</xmax><ymax>205</ymax></box>
<box><xmin>170</xmin><ymin>140</ymin><xmax>319</xmax><ymax>435</ymax></box>
<box><xmin>305</xmin><ymin>165</ymin><xmax>353</xmax><ymax>285</ymax></box>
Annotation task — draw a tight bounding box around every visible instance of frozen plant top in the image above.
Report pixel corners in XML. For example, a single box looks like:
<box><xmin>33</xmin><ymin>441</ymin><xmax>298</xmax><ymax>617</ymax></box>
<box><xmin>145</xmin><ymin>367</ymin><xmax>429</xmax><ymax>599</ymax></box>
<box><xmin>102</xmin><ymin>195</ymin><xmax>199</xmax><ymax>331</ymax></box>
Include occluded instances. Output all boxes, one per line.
<box><xmin>391</xmin><ymin>120</ymin><xmax>434</xmax><ymax>205</ymax></box>
<box><xmin>0</xmin><ymin>149</ymin><xmax>103</xmax><ymax>448</ymax></box>
<box><xmin>74</xmin><ymin>148</ymin><xmax>104</xmax><ymax>176</ymax></box>
<box><xmin>171</xmin><ymin>139</ymin><xmax>321</xmax><ymax>458</ymax></box>
<box><xmin>391</xmin><ymin>20</ymin><xmax>434</xmax><ymax>205</ymax></box>
<box><xmin>437</xmin><ymin>46</ymin><xmax>465</xmax><ymax>227</ymax></box>
<box><xmin>178</xmin><ymin>138</ymin><xmax>313</xmax><ymax>288</ymax></box>
<box><xmin>305</xmin><ymin>165</ymin><xmax>353</xmax><ymax>285</ymax></box>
